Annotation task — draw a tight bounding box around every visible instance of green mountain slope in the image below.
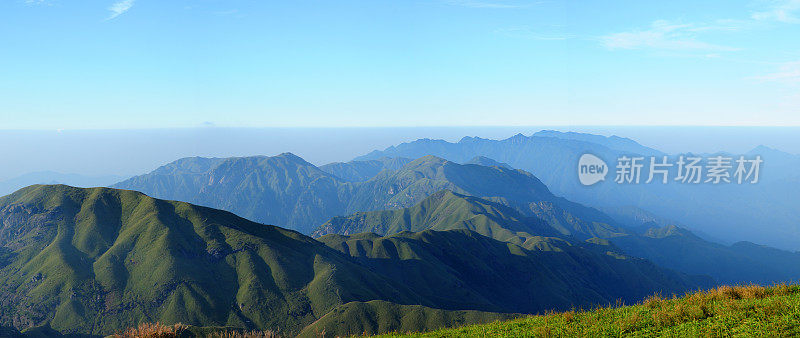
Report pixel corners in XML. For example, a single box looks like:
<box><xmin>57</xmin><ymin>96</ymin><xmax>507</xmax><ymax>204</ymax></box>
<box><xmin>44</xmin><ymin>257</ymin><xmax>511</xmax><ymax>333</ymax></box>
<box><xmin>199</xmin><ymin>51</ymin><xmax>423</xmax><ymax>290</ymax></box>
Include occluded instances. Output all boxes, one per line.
<box><xmin>113</xmin><ymin>153</ymin><xmax>347</xmax><ymax>234</ymax></box>
<box><xmin>317</xmin><ymin>230</ymin><xmax>708</xmax><ymax>316</ymax></box>
<box><xmin>355</xmin><ymin>132</ymin><xmax>800</xmax><ymax>252</ymax></box>
<box><xmin>113</xmin><ymin>154</ymin><xmax>620</xmax><ymax>239</ymax></box>
<box><xmin>313</xmin><ymin>191</ymin><xmax>800</xmax><ymax>286</ymax></box>
<box><xmin>0</xmin><ymin>185</ymin><xmax>711</xmax><ymax>337</ymax></box>
<box><xmin>113</xmin><ymin>152</ymin><xmax>800</xmax><ymax>285</ymax></box>
<box><xmin>0</xmin><ymin>185</ymin><xmax>424</xmax><ymax>336</ymax></box>
<box><xmin>463</xmin><ymin>156</ymin><xmax>512</xmax><ymax>169</ymax></box>
<box><xmin>313</xmin><ymin>190</ymin><xmax>561</xmax><ymax>248</ymax></box>
<box><xmin>319</xmin><ymin>157</ymin><xmax>412</xmax><ymax>182</ymax></box>
<box><xmin>344</xmin><ymin>156</ymin><xmax>624</xmax><ymax>240</ymax></box>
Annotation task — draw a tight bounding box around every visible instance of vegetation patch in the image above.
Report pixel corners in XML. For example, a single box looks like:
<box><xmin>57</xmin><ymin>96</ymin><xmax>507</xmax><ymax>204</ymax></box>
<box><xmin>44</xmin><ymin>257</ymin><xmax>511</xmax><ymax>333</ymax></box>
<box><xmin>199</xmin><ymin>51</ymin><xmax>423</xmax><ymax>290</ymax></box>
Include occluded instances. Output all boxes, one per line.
<box><xmin>376</xmin><ymin>284</ymin><xmax>800</xmax><ymax>337</ymax></box>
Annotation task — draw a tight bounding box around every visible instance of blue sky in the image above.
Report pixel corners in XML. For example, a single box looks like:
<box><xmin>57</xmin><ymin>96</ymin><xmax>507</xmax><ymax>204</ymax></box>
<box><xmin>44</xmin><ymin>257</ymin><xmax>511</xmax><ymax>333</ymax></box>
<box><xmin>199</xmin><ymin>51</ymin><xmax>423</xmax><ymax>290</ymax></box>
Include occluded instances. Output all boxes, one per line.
<box><xmin>1</xmin><ymin>0</ymin><xmax>799</xmax><ymax>129</ymax></box>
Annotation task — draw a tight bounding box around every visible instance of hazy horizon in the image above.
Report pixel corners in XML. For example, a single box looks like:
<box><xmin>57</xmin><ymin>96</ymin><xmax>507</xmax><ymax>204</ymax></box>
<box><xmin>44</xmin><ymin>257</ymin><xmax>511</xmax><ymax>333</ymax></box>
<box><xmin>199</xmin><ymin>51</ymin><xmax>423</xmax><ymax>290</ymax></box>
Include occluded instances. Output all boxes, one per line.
<box><xmin>1</xmin><ymin>126</ymin><xmax>798</xmax><ymax>182</ymax></box>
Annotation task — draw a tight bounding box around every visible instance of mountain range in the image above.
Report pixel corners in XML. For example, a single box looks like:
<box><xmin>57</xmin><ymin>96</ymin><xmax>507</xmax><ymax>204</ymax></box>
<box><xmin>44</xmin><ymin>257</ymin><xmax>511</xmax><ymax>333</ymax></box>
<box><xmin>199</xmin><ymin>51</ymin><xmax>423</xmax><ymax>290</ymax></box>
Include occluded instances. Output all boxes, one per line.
<box><xmin>114</xmin><ymin>153</ymin><xmax>620</xmax><ymax>239</ymax></box>
<box><xmin>114</xmin><ymin>154</ymin><xmax>346</xmax><ymax>234</ymax></box>
<box><xmin>355</xmin><ymin>131</ymin><xmax>800</xmax><ymax>251</ymax></box>
<box><xmin>0</xmin><ymin>185</ymin><xmax>702</xmax><ymax>336</ymax></box>
<box><xmin>115</xmin><ymin>151</ymin><xmax>800</xmax><ymax>285</ymax></box>
<box><xmin>3</xmin><ymin>130</ymin><xmax>799</xmax><ymax>336</ymax></box>
<box><xmin>313</xmin><ymin>189</ymin><xmax>800</xmax><ymax>285</ymax></box>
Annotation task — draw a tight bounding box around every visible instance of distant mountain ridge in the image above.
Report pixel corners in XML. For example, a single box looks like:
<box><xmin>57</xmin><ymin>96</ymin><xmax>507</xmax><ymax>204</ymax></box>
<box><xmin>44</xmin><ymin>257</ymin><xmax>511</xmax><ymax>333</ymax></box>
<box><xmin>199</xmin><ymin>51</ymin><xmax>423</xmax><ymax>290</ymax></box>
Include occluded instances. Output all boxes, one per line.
<box><xmin>464</xmin><ymin>156</ymin><xmax>512</xmax><ymax>169</ymax></box>
<box><xmin>319</xmin><ymin>157</ymin><xmax>412</xmax><ymax>182</ymax></box>
<box><xmin>114</xmin><ymin>153</ymin><xmax>619</xmax><ymax>238</ymax></box>
<box><xmin>355</xmin><ymin>131</ymin><xmax>800</xmax><ymax>250</ymax></box>
<box><xmin>532</xmin><ymin>130</ymin><xmax>663</xmax><ymax>155</ymax></box>
<box><xmin>114</xmin><ymin>153</ymin><xmax>348</xmax><ymax>233</ymax></box>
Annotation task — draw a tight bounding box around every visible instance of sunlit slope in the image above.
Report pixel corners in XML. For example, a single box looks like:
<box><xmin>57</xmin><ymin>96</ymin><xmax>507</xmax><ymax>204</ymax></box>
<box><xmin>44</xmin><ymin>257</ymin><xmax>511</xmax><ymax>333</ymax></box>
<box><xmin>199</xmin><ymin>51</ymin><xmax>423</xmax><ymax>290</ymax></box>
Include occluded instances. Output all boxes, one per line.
<box><xmin>0</xmin><ymin>185</ymin><xmax>422</xmax><ymax>335</ymax></box>
<box><xmin>298</xmin><ymin>300</ymin><xmax>517</xmax><ymax>338</ymax></box>
<box><xmin>314</xmin><ymin>186</ymin><xmax>800</xmax><ymax>285</ymax></box>
<box><xmin>313</xmin><ymin>190</ymin><xmax>560</xmax><ymax>246</ymax></box>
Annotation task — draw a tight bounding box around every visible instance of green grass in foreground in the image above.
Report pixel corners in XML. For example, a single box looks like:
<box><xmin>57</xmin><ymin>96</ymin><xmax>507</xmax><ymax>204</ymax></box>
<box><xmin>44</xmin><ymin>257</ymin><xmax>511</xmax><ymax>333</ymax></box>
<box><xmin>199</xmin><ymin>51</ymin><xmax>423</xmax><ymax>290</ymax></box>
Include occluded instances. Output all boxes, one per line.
<box><xmin>377</xmin><ymin>284</ymin><xmax>800</xmax><ymax>337</ymax></box>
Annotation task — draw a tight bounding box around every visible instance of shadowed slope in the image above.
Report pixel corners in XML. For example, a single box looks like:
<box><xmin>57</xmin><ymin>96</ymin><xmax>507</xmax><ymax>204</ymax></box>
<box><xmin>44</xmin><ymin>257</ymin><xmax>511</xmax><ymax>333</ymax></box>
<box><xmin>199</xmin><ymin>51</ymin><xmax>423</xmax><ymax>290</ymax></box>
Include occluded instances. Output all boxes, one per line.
<box><xmin>318</xmin><ymin>230</ymin><xmax>708</xmax><ymax>316</ymax></box>
<box><xmin>611</xmin><ymin>225</ymin><xmax>800</xmax><ymax>285</ymax></box>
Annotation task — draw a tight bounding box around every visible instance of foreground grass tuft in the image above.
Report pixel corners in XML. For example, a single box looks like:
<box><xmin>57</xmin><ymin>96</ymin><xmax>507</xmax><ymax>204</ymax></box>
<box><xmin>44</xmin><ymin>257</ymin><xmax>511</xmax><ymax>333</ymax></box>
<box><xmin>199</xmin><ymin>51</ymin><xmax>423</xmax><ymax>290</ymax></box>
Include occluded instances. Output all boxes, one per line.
<box><xmin>111</xmin><ymin>322</ymin><xmax>188</xmax><ymax>338</ymax></box>
<box><xmin>377</xmin><ymin>283</ymin><xmax>800</xmax><ymax>337</ymax></box>
<box><xmin>110</xmin><ymin>322</ymin><xmax>278</xmax><ymax>338</ymax></box>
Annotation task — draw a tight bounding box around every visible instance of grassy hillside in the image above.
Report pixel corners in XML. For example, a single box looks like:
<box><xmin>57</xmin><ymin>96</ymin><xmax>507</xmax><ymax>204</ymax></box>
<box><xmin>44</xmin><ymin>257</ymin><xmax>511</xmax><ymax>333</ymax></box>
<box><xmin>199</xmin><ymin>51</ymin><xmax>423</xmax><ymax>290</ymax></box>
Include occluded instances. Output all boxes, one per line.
<box><xmin>313</xmin><ymin>190</ymin><xmax>560</xmax><ymax>245</ymax></box>
<box><xmin>0</xmin><ymin>185</ymin><xmax>424</xmax><ymax>336</ymax></box>
<box><xmin>298</xmin><ymin>300</ymin><xmax>516</xmax><ymax>338</ymax></box>
<box><xmin>318</xmin><ymin>229</ymin><xmax>708</xmax><ymax>315</ymax></box>
<box><xmin>378</xmin><ymin>283</ymin><xmax>800</xmax><ymax>337</ymax></box>
<box><xmin>314</xmin><ymin>188</ymin><xmax>800</xmax><ymax>286</ymax></box>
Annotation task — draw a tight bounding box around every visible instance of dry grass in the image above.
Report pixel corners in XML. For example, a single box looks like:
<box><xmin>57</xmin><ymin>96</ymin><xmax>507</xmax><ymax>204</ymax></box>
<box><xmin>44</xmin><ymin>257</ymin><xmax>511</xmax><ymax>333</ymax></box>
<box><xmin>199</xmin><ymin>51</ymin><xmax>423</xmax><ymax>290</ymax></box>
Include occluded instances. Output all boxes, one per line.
<box><xmin>205</xmin><ymin>330</ymin><xmax>279</xmax><ymax>338</ymax></box>
<box><xmin>111</xmin><ymin>322</ymin><xmax>188</xmax><ymax>338</ymax></box>
<box><xmin>111</xmin><ymin>322</ymin><xmax>278</xmax><ymax>338</ymax></box>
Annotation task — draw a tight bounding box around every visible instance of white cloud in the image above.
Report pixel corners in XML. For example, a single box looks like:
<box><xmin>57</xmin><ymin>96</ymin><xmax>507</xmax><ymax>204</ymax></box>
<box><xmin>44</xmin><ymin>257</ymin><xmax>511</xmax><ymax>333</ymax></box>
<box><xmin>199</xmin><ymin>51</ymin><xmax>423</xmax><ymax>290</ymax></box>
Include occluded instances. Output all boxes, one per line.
<box><xmin>752</xmin><ymin>0</ymin><xmax>800</xmax><ymax>23</ymax></box>
<box><xmin>600</xmin><ymin>20</ymin><xmax>739</xmax><ymax>52</ymax></box>
<box><xmin>752</xmin><ymin>61</ymin><xmax>800</xmax><ymax>82</ymax></box>
<box><xmin>107</xmin><ymin>0</ymin><xmax>135</xmax><ymax>20</ymax></box>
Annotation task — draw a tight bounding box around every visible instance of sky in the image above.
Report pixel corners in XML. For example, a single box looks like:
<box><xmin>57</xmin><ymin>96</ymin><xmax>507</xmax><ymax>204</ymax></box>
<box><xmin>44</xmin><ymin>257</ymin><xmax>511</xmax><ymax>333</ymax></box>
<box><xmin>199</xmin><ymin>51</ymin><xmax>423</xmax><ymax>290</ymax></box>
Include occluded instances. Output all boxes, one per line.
<box><xmin>1</xmin><ymin>0</ymin><xmax>799</xmax><ymax>129</ymax></box>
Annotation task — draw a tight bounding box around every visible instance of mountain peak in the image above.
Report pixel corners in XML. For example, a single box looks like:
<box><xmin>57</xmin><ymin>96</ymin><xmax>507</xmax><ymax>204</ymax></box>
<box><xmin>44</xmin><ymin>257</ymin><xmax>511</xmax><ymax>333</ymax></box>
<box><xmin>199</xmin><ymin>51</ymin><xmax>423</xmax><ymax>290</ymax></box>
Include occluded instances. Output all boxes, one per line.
<box><xmin>272</xmin><ymin>152</ymin><xmax>313</xmax><ymax>165</ymax></box>
<box><xmin>747</xmin><ymin>144</ymin><xmax>788</xmax><ymax>156</ymax></box>
<box><xmin>405</xmin><ymin>155</ymin><xmax>449</xmax><ymax>167</ymax></box>
<box><xmin>458</xmin><ymin>136</ymin><xmax>487</xmax><ymax>143</ymax></box>
<box><xmin>464</xmin><ymin>156</ymin><xmax>512</xmax><ymax>169</ymax></box>
<box><xmin>533</xmin><ymin>130</ymin><xmax>661</xmax><ymax>155</ymax></box>
<box><xmin>508</xmin><ymin>133</ymin><xmax>529</xmax><ymax>140</ymax></box>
